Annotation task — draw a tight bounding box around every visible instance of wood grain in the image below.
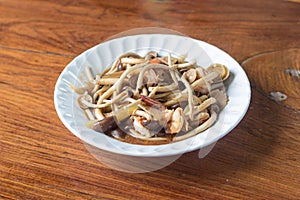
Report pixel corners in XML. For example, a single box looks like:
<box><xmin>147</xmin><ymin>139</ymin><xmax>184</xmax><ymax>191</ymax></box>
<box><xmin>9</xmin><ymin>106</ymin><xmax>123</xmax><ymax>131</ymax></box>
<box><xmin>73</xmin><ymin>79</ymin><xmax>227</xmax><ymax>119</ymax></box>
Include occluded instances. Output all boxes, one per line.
<box><xmin>0</xmin><ymin>0</ymin><xmax>300</xmax><ymax>199</ymax></box>
<box><xmin>242</xmin><ymin>48</ymin><xmax>300</xmax><ymax>110</ymax></box>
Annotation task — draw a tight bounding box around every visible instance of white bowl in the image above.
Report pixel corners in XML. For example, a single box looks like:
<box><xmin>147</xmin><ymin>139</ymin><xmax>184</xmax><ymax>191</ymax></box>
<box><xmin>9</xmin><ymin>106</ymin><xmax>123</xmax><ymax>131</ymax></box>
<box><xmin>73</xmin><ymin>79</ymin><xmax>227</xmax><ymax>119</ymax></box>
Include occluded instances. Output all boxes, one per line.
<box><xmin>54</xmin><ymin>34</ymin><xmax>251</xmax><ymax>158</ymax></box>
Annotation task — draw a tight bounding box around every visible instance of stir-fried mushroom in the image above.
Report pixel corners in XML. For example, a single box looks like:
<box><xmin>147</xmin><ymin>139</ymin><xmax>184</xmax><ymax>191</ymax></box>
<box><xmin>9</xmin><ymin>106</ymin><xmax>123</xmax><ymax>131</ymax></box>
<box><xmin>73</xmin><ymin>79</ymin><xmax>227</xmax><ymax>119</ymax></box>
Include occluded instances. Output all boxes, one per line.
<box><xmin>184</xmin><ymin>68</ymin><xmax>198</xmax><ymax>83</ymax></box>
<box><xmin>144</xmin><ymin>51</ymin><xmax>158</xmax><ymax>60</ymax></box>
<box><xmin>165</xmin><ymin>107</ymin><xmax>184</xmax><ymax>134</ymax></box>
<box><xmin>74</xmin><ymin>51</ymin><xmax>230</xmax><ymax>145</ymax></box>
<box><xmin>207</xmin><ymin>63</ymin><xmax>230</xmax><ymax>81</ymax></box>
<box><xmin>77</xmin><ymin>94</ymin><xmax>95</xmax><ymax>120</ymax></box>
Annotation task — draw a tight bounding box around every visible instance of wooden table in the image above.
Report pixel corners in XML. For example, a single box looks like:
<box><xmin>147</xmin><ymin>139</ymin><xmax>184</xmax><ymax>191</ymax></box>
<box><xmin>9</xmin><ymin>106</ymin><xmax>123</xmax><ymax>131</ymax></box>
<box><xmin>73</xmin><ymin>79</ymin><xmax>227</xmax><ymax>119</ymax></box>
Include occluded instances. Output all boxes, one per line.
<box><xmin>1</xmin><ymin>0</ymin><xmax>299</xmax><ymax>199</ymax></box>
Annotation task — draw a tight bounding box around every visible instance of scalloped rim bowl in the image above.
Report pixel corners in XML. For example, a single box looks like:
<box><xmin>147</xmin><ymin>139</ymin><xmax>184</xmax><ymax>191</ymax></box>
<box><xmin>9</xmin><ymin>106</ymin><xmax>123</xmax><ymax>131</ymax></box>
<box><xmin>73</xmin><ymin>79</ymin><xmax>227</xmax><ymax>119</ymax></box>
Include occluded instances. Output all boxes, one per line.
<box><xmin>54</xmin><ymin>34</ymin><xmax>251</xmax><ymax>157</ymax></box>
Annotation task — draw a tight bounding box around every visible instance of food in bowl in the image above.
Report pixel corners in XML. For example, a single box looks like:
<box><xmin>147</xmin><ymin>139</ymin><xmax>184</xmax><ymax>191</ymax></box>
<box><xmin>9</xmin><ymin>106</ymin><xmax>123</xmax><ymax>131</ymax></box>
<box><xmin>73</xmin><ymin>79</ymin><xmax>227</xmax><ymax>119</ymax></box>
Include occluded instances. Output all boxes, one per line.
<box><xmin>72</xmin><ymin>51</ymin><xmax>230</xmax><ymax>145</ymax></box>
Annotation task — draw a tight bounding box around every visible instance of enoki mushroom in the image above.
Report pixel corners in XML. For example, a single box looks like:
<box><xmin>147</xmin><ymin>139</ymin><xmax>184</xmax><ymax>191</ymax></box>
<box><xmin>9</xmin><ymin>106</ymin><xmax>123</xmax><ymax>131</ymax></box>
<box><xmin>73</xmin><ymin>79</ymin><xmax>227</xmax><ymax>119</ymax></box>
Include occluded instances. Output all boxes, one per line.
<box><xmin>73</xmin><ymin>51</ymin><xmax>230</xmax><ymax>145</ymax></box>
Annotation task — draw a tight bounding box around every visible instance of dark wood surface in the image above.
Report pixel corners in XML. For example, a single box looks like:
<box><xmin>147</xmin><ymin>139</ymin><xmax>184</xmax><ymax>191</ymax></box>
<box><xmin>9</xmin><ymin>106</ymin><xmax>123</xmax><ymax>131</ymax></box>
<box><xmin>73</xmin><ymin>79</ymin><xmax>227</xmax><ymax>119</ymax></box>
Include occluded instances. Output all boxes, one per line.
<box><xmin>1</xmin><ymin>0</ymin><xmax>299</xmax><ymax>199</ymax></box>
